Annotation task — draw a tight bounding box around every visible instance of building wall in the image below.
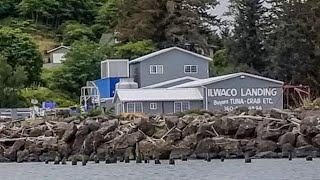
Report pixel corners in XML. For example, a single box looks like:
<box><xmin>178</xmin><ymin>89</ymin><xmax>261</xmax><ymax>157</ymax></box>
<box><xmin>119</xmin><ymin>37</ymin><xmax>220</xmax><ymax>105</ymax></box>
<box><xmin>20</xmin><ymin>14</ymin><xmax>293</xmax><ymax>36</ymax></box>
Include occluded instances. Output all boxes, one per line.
<box><xmin>114</xmin><ymin>100</ymin><xmax>203</xmax><ymax>115</ymax></box>
<box><xmin>49</xmin><ymin>48</ymin><xmax>69</xmax><ymax>63</ymax></box>
<box><xmin>133</xmin><ymin>49</ymin><xmax>209</xmax><ymax>87</ymax></box>
<box><xmin>130</xmin><ymin>63</ymin><xmax>141</xmax><ymax>87</ymax></box>
<box><xmin>203</xmin><ymin>76</ymin><xmax>283</xmax><ymax>112</ymax></box>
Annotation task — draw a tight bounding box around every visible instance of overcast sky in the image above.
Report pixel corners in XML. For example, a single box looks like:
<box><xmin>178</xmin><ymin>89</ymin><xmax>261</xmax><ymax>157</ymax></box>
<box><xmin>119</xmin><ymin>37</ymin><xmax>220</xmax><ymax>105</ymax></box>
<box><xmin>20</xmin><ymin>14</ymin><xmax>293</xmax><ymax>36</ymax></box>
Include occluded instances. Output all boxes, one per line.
<box><xmin>216</xmin><ymin>0</ymin><xmax>229</xmax><ymax>16</ymax></box>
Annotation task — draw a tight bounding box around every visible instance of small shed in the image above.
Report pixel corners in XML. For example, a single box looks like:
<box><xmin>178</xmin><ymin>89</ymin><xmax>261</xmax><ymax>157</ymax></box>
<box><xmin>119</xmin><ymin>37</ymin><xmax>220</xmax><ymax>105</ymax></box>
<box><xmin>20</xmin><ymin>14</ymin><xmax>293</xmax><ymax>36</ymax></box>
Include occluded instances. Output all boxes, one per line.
<box><xmin>113</xmin><ymin>88</ymin><xmax>204</xmax><ymax>115</ymax></box>
<box><xmin>47</xmin><ymin>45</ymin><xmax>70</xmax><ymax>64</ymax></box>
<box><xmin>173</xmin><ymin>72</ymin><xmax>284</xmax><ymax>112</ymax></box>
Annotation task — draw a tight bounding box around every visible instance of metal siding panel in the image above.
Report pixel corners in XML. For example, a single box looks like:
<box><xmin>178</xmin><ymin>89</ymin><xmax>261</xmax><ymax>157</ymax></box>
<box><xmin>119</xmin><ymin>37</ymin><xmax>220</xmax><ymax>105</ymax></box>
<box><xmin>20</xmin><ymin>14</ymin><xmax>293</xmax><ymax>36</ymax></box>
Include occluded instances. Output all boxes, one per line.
<box><xmin>139</xmin><ymin>49</ymin><xmax>209</xmax><ymax>87</ymax></box>
<box><xmin>204</xmin><ymin>76</ymin><xmax>283</xmax><ymax>111</ymax></box>
<box><xmin>109</xmin><ymin>61</ymin><xmax>129</xmax><ymax>77</ymax></box>
<box><xmin>109</xmin><ymin>77</ymin><xmax>120</xmax><ymax>97</ymax></box>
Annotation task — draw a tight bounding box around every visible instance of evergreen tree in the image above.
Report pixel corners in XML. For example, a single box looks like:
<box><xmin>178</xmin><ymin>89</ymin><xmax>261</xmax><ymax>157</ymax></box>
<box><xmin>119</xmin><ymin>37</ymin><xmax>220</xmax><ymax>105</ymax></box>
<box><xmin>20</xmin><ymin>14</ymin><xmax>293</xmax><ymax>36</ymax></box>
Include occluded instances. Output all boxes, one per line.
<box><xmin>115</xmin><ymin>0</ymin><xmax>219</xmax><ymax>51</ymax></box>
<box><xmin>266</xmin><ymin>0</ymin><xmax>320</xmax><ymax>95</ymax></box>
<box><xmin>228</xmin><ymin>0</ymin><xmax>266</xmax><ymax>73</ymax></box>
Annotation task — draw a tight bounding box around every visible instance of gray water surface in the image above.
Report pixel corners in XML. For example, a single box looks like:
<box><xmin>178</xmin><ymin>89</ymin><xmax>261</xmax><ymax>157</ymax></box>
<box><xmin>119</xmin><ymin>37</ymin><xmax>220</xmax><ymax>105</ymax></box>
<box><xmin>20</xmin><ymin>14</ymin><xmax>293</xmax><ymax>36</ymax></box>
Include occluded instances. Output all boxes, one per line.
<box><xmin>0</xmin><ymin>159</ymin><xmax>319</xmax><ymax>180</ymax></box>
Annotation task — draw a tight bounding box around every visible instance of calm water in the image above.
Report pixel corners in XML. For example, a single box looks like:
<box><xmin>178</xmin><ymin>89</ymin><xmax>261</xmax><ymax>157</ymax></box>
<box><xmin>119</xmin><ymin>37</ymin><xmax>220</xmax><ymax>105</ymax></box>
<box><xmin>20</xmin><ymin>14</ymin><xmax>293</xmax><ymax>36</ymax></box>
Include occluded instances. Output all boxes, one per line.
<box><xmin>0</xmin><ymin>159</ymin><xmax>319</xmax><ymax>180</ymax></box>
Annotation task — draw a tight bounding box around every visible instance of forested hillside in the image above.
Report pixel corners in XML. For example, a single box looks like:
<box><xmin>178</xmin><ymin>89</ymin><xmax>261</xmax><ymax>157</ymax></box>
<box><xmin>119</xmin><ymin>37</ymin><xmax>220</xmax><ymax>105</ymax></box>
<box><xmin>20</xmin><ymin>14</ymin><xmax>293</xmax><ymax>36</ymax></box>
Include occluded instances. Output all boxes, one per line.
<box><xmin>0</xmin><ymin>0</ymin><xmax>320</xmax><ymax>108</ymax></box>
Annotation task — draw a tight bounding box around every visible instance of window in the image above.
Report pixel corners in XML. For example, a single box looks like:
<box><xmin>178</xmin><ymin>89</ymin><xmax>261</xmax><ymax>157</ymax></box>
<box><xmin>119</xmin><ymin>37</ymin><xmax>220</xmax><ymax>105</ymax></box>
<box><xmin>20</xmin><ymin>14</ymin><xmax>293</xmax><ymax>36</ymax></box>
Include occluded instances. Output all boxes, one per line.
<box><xmin>184</xmin><ymin>65</ymin><xmax>198</xmax><ymax>73</ymax></box>
<box><xmin>127</xmin><ymin>103</ymin><xmax>135</xmax><ymax>113</ymax></box>
<box><xmin>150</xmin><ymin>103</ymin><xmax>157</xmax><ymax>110</ymax></box>
<box><xmin>174</xmin><ymin>102</ymin><xmax>190</xmax><ymax>113</ymax></box>
<box><xmin>150</xmin><ymin>65</ymin><xmax>163</xmax><ymax>74</ymax></box>
<box><xmin>127</xmin><ymin>103</ymin><xmax>143</xmax><ymax>113</ymax></box>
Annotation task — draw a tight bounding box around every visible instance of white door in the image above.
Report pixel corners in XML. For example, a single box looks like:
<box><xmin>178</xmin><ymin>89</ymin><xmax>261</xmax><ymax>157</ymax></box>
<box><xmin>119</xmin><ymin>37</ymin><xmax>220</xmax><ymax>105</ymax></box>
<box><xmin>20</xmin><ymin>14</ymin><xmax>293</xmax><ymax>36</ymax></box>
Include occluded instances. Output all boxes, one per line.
<box><xmin>52</xmin><ymin>53</ymin><xmax>66</xmax><ymax>63</ymax></box>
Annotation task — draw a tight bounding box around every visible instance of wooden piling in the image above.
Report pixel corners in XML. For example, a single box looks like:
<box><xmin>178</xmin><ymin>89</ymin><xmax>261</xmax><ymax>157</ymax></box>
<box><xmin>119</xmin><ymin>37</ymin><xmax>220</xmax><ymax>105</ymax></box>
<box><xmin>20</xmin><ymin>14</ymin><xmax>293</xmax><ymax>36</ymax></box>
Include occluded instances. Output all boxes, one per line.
<box><xmin>94</xmin><ymin>155</ymin><xmax>99</xmax><ymax>164</ymax></box>
<box><xmin>82</xmin><ymin>155</ymin><xmax>88</xmax><ymax>166</ymax></box>
<box><xmin>124</xmin><ymin>156</ymin><xmax>130</xmax><ymax>163</ymax></box>
<box><xmin>181</xmin><ymin>155</ymin><xmax>187</xmax><ymax>161</ymax></box>
<box><xmin>306</xmin><ymin>156</ymin><xmax>313</xmax><ymax>161</ymax></box>
<box><xmin>54</xmin><ymin>155</ymin><xmax>60</xmax><ymax>165</ymax></box>
<box><xmin>205</xmin><ymin>153</ymin><xmax>211</xmax><ymax>162</ymax></box>
<box><xmin>288</xmin><ymin>153</ymin><xmax>292</xmax><ymax>161</ymax></box>
<box><xmin>135</xmin><ymin>142</ymin><xmax>142</xmax><ymax>163</ymax></box>
<box><xmin>72</xmin><ymin>156</ymin><xmax>77</xmax><ymax>166</ymax></box>
<box><xmin>169</xmin><ymin>158</ymin><xmax>175</xmax><ymax>165</ymax></box>
<box><xmin>221</xmin><ymin>156</ymin><xmax>225</xmax><ymax>162</ymax></box>
<box><xmin>155</xmin><ymin>155</ymin><xmax>161</xmax><ymax>164</ymax></box>
<box><xmin>61</xmin><ymin>157</ymin><xmax>67</xmax><ymax>165</ymax></box>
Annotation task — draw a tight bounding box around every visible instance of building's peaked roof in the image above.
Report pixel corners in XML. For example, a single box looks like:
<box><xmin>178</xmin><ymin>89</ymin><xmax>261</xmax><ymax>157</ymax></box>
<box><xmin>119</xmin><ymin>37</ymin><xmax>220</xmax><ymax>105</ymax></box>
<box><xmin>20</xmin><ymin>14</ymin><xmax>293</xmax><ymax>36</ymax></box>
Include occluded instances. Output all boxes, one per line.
<box><xmin>47</xmin><ymin>45</ymin><xmax>70</xmax><ymax>53</ymax></box>
<box><xmin>170</xmin><ymin>72</ymin><xmax>284</xmax><ymax>88</ymax></box>
<box><xmin>113</xmin><ymin>88</ymin><xmax>203</xmax><ymax>102</ymax></box>
<box><xmin>142</xmin><ymin>76</ymin><xmax>200</xmax><ymax>89</ymax></box>
<box><xmin>129</xmin><ymin>46</ymin><xmax>212</xmax><ymax>64</ymax></box>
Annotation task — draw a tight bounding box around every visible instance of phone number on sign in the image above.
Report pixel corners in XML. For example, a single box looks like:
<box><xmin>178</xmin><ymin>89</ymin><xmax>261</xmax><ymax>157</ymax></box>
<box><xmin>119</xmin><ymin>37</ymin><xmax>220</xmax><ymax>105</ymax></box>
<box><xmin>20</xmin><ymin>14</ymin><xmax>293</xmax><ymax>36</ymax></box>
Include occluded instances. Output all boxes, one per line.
<box><xmin>224</xmin><ymin>106</ymin><xmax>262</xmax><ymax>112</ymax></box>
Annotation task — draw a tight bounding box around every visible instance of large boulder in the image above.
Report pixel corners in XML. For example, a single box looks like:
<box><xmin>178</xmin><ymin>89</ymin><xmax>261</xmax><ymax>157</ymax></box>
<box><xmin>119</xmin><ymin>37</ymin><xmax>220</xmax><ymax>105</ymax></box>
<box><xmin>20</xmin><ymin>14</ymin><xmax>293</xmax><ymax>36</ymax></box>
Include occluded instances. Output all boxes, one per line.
<box><xmin>255</xmin><ymin>151</ymin><xmax>280</xmax><ymax>158</ymax></box>
<box><xmin>84</xmin><ymin>119</ymin><xmax>101</xmax><ymax>132</ymax></box>
<box><xmin>256</xmin><ymin>139</ymin><xmax>277</xmax><ymax>153</ymax></box>
<box><xmin>52</xmin><ymin>122</ymin><xmax>69</xmax><ymax>139</ymax></box>
<box><xmin>312</xmin><ymin>134</ymin><xmax>320</xmax><ymax>148</ymax></box>
<box><xmin>165</xmin><ymin>116</ymin><xmax>179</xmax><ymax>129</ymax></box>
<box><xmin>29</xmin><ymin>125</ymin><xmax>46</xmax><ymax>137</ymax></box>
<box><xmin>82</xmin><ymin>132</ymin><xmax>95</xmax><ymax>155</ymax></box>
<box><xmin>134</xmin><ymin>118</ymin><xmax>155</xmax><ymax>136</ymax></box>
<box><xmin>294</xmin><ymin>145</ymin><xmax>319</xmax><ymax>157</ymax></box>
<box><xmin>278</xmin><ymin>132</ymin><xmax>297</xmax><ymax>146</ymax></box>
<box><xmin>300</xmin><ymin>116</ymin><xmax>320</xmax><ymax>137</ymax></box>
<box><xmin>62</xmin><ymin>123</ymin><xmax>77</xmax><ymax>142</ymax></box>
<box><xmin>176</xmin><ymin>134</ymin><xmax>198</xmax><ymax>149</ymax></box>
<box><xmin>256</xmin><ymin>120</ymin><xmax>285</xmax><ymax>141</ymax></box>
<box><xmin>182</xmin><ymin>121</ymin><xmax>199</xmax><ymax>138</ymax></box>
<box><xmin>235</xmin><ymin>119</ymin><xmax>256</xmax><ymax>138</ymax></box>
<box><xmin>113</xmin><ymin>131</ymin><xmax>145</xmax><ymax>151</ymax></box>
<box><xmin>196</xmin><ymin>122</ymin><xmax>215</xmax><ymax>140</ymax></box>
<box><xmin>4</xmin><ymin>139</ymin><xmax>26</xmax><ymax>161</ymax></box>
<box><xmin>139</xmin><ymin>139</ymin><xmax>172</xmax><ymax>158</ymax></box>
<box><xmin>296</xmin><ymin>135</ymin><xmax>311</xmax><ymax>147</ymax></box>
<box><xmin>17</xmin><ymin>149</ymin><xmax>29</xmax><ymax>163</ymax></box>
<box><xmin>281</xmin><ymin>143</ymin><xmax>294</xmax><ymax>156</ymax></box>
<box><xmin>213</xmin><ymin>117</ymin><xmax>240</xmax><ymax>135</ymax></box>
<box><xmin>72</xmin><ymin>125</ymin><xmax>90</xmax><ymax>152</ymax></box>
<box><xmin>166</xmin><ymin>128</ymin><xmax>181</xmax><ymax>142</ymax></box>
<box><xmin>169</xmin><ymin>147</ymin><xmax>193</xmax><ymax>159</ymax></box>
<box><xmin>96</xmin><ymin>119</ymin><xmax>118</xmax><ymax>136</ymax></box>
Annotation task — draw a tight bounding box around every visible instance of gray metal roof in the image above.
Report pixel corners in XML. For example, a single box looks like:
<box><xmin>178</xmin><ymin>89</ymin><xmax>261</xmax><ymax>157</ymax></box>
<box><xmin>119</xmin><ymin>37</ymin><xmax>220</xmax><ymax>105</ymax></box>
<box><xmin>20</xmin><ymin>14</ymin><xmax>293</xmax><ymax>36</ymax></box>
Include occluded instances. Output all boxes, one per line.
<box><xmin>170</xmin><ymin>72</ymin><xmax>284</xmax><ymax>88</ymax></box>
<box><xmin>47</xmin><ymin>45</ymin><xmax>70</xmax><ymax>53</ymax></box>
<box><xmin>129</xmin><ymin>47</ymin><xmax>212</xmax><ymax>64</ymax></box>
<box><xmin>114</xmin><ymin>88</ymin><xmax>203</xmax><ymax>102</ymax></box>
<box><xmin>141</xmin><ymin>76</ymin><xmax>200</xmax><ymax>89</ymax></box>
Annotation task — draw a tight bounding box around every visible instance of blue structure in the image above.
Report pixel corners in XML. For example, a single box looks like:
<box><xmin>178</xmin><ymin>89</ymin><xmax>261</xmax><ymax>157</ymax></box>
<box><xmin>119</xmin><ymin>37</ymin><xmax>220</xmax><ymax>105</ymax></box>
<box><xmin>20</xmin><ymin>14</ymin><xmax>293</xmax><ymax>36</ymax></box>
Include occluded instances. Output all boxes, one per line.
<box><xmin>93</xmin><ymin>77</ymin><xmax>121</xmax><ymax>99</ymax></box>
<box><xmin>42</xmin><ymin>101</ymin><xmax>56</xmax><ymax>109</ymax></box>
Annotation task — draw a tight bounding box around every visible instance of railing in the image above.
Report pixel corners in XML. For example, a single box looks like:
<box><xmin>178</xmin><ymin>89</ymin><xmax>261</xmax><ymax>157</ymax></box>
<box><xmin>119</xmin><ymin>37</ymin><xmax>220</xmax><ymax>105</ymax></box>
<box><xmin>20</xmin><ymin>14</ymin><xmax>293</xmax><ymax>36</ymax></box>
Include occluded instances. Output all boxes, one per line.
<box><xmin>0</xmin><ymin>108</ymin><xmax>33</xmax><ymax>120</ymax></box>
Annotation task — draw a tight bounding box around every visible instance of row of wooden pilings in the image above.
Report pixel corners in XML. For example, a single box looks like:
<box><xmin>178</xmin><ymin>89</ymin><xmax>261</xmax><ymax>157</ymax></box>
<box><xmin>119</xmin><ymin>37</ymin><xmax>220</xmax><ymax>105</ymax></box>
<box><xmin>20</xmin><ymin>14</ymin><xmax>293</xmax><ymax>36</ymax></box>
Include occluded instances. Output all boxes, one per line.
<box><xmin>45</xmin><ymin>142</ymin><xmax>315</xmax><ymax>166</ymax></box>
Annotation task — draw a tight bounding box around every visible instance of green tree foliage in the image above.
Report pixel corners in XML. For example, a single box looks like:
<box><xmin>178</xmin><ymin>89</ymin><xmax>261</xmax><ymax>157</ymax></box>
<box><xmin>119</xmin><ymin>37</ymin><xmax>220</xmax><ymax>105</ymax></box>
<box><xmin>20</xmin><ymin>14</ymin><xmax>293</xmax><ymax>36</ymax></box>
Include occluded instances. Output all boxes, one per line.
<box><xmin>62</xmin><ymin>21</ymin><xmax>96</xmax><ymax>45</ymax></box>
<box><xmin>18</xmin><ymin>0</ymin><xmax>101</xmax><ymax>28</ymax></box>
<box><xmin>0</xmin><ymin>0</ymin><xmax>20</xmax><ymax>18</ymax></box>
<box><xmin>0</xmin><ymin>55</ymin><xmax>27</xmax><ymax>108</ymax></box>
<box><xmin>51</xmin><ymin>39</ymin><xmax>103</xmax><ymax>97</ymax></box>
<box><xmin>93</xmin><ymin>0</ymin><xmax>120</xmax><ymax>36</ymax></box>
<box><xmin>228</xmin><ymin>0</ymin><xmax>266</xmax><ymax>73</ymax></box>
<box><xmin>265</xmin><ymin>0</ymin><xmax>320</xmax><ymax>95</ymax></box>
<box><xmin>21</xmin><ymin>87</ymin><xmax>77</xmax><ymax>107</ymax></box>
<box><xmin>210</xmin><ymin>49</ymin><xmax>235</xmax><ymax>76</ymax></box>
<box><xmin>114</xmin><ymin>40</ymin><xmax>156</xmax><ymax>59</ymax></box>
<box><xmin>115</xmin><ymin>0</ymin><xmax>219</xmax><ymax>50</ymax></box>
<box><xmin>0</xmin><ymin>27</ymin><xmax>43</xmax><ymax>85</ymax></box>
